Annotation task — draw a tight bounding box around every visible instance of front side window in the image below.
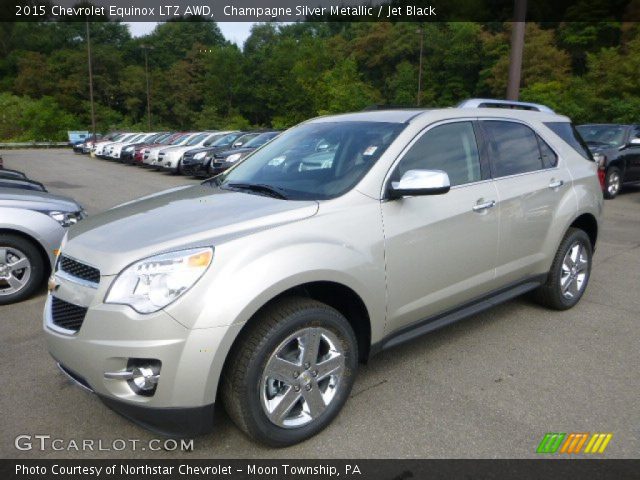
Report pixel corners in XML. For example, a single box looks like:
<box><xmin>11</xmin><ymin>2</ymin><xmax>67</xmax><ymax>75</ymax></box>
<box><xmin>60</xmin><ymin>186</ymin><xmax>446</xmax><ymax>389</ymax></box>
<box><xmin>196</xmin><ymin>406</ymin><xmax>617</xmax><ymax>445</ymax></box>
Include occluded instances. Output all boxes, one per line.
<box><xmin>393</xmin><ymin>121</ymin><xmax>482</xmax><ymax>186</ymax></box>
<box><xmin>483</xmin><ymin>121</ymin><xmax>543</xmax><ymax>177</ymax></box>
<box><xmin>216</xmin><ymin>121</ymin><xmax>405</xmax><ymax>200</ymax></box>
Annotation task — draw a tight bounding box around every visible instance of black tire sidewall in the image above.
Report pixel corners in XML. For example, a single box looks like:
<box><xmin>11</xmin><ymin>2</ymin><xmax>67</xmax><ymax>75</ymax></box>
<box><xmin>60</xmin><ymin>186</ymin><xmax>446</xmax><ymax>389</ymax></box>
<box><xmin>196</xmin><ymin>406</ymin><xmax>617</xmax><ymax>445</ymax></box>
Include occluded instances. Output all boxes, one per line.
<box><xmin>552</xmin><ymin>230</ymin><xmax>593</xmax><ymax>309</ymax></box>
<box><xmin>242</xmin><ymin>306</ymin><xmax>357</xmax><ymax>447</ymax></box>
<box><xmin>0</xmin><ymin>235</ymin><xmax>46</xmax><ymax>304</ymax></box>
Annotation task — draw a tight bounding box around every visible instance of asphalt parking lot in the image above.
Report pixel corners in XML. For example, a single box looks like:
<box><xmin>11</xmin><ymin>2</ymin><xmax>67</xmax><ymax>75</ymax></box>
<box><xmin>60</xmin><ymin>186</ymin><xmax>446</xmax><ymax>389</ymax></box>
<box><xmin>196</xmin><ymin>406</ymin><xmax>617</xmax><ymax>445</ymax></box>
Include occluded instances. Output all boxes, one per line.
<box><xmin>1</xmin><ymin>148</ymin><xmax>639</xmax><ymax>459</ymax></box>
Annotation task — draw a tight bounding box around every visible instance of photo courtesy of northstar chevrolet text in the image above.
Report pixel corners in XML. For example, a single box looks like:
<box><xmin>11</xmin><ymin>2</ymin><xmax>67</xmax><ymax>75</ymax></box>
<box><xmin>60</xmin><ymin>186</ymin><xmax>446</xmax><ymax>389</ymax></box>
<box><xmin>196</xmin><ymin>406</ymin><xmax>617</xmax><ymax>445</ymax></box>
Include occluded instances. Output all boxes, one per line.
<box><xmin>1</xmin><ymin>0</ymin><xmax>639</xmax><ymax>478</ymax></box>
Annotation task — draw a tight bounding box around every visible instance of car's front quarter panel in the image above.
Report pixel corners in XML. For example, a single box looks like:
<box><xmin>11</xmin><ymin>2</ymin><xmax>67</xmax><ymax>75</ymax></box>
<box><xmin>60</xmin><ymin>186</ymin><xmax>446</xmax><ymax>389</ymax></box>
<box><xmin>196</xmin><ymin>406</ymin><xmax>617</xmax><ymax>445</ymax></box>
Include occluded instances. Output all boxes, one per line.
<box><xmin>0</xmin><ymin>207</ymin><xmax>66</xmax><ymax>267</ymax></box>
<box><xmin>164</xmin><ymin>191</ymin><xmax>387</xmax><ymax>339</ymax></box>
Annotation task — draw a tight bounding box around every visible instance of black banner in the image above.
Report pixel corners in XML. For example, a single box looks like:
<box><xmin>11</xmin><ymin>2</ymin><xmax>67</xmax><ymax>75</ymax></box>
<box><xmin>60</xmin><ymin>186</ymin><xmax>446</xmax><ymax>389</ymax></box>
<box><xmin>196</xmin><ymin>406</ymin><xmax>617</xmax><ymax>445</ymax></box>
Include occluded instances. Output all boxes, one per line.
<box><xmin>1</xmin><ymin>460</ymin><xmax>640</xmax><ymax>480</ymax></box>
<box><xmin>5</xmin><ymin>0</ymin><xmax>640</xmax><ymax>23</ymax></box>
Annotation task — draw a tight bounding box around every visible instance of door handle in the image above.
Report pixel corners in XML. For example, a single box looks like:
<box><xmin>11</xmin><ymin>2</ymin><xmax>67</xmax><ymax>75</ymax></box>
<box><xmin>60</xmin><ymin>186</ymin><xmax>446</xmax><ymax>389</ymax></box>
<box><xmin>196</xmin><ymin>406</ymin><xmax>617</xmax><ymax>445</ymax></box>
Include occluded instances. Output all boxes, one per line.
<box><xmin>548</xmin><ymin>179</ymin><xmax>564</xmax><ymax>189</ymax></box>
<box><xmin>472</xmin><ymin>200</ymin><xmax>496</xmax><ymax>212</ymax></box>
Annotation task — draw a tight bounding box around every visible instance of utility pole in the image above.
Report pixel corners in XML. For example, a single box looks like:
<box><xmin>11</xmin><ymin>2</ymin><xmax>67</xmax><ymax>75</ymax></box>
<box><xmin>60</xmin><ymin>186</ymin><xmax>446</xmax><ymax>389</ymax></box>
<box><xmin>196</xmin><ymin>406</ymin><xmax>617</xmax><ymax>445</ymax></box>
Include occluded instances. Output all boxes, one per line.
<box><xmin>86</xmin><ymin>19</ymin><xmax>97</xmax><ymax>142</ymax></box>
<box><xmin>141</xmin><ymin>45</ymin><xmax>153</xmax><ymax>131</ymax></box>
<box><xmin>506</xmin><ymin>0</ymin><xmax>527</xmax><ymax>100</ymax></box>
<box><xmin>416</xmin><ymin>25</ymin><xmax>424</xmax><ymax>106</ymax></box>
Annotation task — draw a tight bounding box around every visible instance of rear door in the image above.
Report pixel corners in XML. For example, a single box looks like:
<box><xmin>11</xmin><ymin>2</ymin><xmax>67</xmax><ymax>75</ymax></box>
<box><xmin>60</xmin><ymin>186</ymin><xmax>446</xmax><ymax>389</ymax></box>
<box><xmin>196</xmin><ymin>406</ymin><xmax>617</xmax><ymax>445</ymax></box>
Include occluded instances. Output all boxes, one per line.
<box><xmin>481</xmin><ymin>119</ymin><xmax>570</xmax><ymax>285</ymax></box>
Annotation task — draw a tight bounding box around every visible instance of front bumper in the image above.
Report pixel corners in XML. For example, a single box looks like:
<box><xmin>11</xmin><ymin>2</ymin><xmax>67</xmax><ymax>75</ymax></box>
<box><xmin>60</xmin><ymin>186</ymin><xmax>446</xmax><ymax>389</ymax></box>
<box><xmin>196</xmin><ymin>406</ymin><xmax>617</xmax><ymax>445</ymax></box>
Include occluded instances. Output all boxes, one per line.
<box><xmin>44</xmin><ymin>291</ymin><xmax>234</xmax><ymax>435</ymax></box>
<box><xmin>210</xmin><ymin>161</ymin><xmax>233</xmax><ymax>175</ymax></box>
<box><xmin>182</xmin><ymin>161</ymin><xmax>208</xmax><ymax>177</ymax></box>
<box><xmin>56</xmin><ymin>362</ymin><xmax>214</xmax><ymax>437</ymax></box>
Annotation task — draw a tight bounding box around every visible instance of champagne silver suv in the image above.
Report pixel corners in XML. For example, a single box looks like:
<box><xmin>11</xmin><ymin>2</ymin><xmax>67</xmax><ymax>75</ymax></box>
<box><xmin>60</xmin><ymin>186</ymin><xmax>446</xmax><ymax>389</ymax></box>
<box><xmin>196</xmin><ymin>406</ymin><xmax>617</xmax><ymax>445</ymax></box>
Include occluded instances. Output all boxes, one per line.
<box><xmin>44</xmin><ymin>100</ymin><xmax>602</xmax><ymax>446</ymax></box>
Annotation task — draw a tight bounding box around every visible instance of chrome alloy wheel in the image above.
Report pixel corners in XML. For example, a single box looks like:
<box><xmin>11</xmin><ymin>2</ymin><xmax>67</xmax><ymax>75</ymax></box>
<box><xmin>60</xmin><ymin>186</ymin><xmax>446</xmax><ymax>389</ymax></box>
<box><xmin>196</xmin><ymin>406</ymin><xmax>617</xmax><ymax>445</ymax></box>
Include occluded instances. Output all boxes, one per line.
<box><xmin>260</xmin><ymin>327</ymin><xmax>345</xmax><ymax>429</ymax></box>
<box><xmin>0</xmin><ymin>247</ymin><xmax>32</xmax><ymax>296</ymax></box>
<box><xmin>560</xmin><ymin>242</ymin><xmax>589</xmax><ymax>300</ymax></box>
<box><xmin>607</xmin><ymin>171</ymin><xmax>621</xmax><ymax>197</ymax></box>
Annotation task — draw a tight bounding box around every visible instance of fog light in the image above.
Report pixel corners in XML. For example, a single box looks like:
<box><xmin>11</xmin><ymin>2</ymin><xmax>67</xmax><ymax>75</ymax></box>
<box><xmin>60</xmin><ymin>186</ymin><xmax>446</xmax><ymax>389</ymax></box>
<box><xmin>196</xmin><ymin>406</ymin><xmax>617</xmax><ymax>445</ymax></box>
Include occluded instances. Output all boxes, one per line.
<box><xmin>128</xmin><ymin>359</ymin><xmax>161</xmax><ymax>396</ymax></box>
<box><xmin>104</xmin><ymin>358</ymin><xmax>161</xmax><ymax>396</ymax></box>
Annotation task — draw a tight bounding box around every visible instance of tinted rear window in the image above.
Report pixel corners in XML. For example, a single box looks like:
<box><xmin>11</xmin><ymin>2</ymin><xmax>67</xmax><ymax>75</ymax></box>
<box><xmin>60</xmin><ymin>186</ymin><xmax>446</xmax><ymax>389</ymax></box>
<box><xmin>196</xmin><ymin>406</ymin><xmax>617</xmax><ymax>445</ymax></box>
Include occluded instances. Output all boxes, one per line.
<box><xmin>545</xmin><ymin>122</ymin><xmax>593</xmax><ymax>161</ymax></box>
<box><xmin>482</xmin><ymin>121</ymin><xmax>543</xmax><ymax>177</ymax></box>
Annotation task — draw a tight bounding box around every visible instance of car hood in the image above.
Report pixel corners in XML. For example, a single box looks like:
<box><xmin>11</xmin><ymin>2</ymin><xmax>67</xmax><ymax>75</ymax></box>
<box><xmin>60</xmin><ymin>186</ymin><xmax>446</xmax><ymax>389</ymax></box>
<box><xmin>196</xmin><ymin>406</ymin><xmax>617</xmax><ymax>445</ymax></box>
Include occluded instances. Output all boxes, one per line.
<box><xmin>217</xmin><ymin>147</ymin><xmax>255</xmax><ymax>158</ymax></box>
<box><xmin>160</xmin><ymin>145</ymin><xmax>195</xmax><ymax>154</ymax></box>
<box><xmin>0</xmin><ymin>188</ymin><xmax>81</xmax><ymax>212</ymax></box>
<box><xmin>64</xmin><ymin>184</ymin><xmax>319</xmax><ymax>275</ymax></box>
<box><xmin>184</xmin><ymin>146</ymin><xmax>223</xmax><ymax>156</ymax></box>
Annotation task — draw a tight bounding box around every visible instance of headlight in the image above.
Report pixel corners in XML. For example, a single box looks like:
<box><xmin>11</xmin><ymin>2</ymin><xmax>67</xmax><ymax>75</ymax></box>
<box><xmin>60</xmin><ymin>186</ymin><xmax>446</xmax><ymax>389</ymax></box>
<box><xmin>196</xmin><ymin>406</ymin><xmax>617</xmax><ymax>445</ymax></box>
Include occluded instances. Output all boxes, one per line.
<box><xmin>194</xmin><ymin>152</ymin><xmax>206</xmax><ymax>160</ymax></box>
<box><xmin>105</xmin><ymin>247</ymin><xmax>213</xmax><ymax>314</ymax></box>
<box><xmin>47</xmin><ymin>210</ymin><xmax>86</xmax><ymax>227</ymax></box>
<box><xmin>226</xmin><ymin>153</ymin><xmax>242</xmax><ymax>163</ymax></box>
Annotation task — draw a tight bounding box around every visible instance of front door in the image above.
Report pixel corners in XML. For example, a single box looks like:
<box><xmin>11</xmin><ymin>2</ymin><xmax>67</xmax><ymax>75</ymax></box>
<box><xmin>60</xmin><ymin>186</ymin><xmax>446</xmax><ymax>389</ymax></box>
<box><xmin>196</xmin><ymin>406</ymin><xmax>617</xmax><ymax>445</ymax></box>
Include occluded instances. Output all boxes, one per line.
<box><xmin>382</xmin><ymin>120</ymin><xmax>500</xmax><ymax>334</ymax></box>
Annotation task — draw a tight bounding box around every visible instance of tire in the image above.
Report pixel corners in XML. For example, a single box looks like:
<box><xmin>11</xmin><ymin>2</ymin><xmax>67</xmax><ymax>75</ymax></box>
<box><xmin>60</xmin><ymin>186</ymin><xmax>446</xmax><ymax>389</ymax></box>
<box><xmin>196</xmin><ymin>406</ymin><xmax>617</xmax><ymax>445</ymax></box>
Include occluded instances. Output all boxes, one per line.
<box><xmin>603</xmin><ymin>166</ymin><xmax>621</xmax><ymax>199</ymax></box>
<box><xmin>0</xmin><ymin>234</ymin><xmax>46</xmax><ymax>305</ymax></box>
<box><xmin>532</xmin><ymin>228</ymin><xmax>592</xmax><ymax>310</ymax></box>
<box><xmin>221</xmin><ymin>296</ymin><xmax>358</xmax><ymax>447</ymax></box>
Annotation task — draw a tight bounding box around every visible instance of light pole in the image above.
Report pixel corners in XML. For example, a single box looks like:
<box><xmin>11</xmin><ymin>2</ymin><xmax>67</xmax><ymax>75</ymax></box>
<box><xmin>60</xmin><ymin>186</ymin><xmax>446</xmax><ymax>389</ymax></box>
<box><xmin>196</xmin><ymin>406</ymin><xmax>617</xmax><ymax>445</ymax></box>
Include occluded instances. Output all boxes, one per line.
<box><xmin>141</xmin><ymin>45</ymin><xmax>154</xmax><ymax>131</ymax></box>
<box><xmin>416</xmin><ymin>25</ymin><xmax>424</xmax><ymax>106</ymax></box>
<box><xmin>86</xmin><ymin>19</ymin><xmax>97</xmax><ymax>142</ymax></box>
<box><xmin>506</xmin><ymin>0</ymin><xmax>527</xmax><ymax>100</ymax></box>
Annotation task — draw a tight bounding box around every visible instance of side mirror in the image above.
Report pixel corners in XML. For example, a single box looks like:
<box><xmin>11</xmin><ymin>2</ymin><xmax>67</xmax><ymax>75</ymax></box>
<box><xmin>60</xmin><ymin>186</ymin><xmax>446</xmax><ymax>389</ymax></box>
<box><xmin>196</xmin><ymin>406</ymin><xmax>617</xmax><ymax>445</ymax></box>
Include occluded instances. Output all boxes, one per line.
<box><xmin>388</xmin><ymin>169</ymin><xmax>451</xmax><ymax>199</ymax></box>
<box><xmin>233</xmin><ymin>141</ymin><xmax>244</xmax><ymax>148</ymax></box>
<box><xmin>630</xmin><ymin>138</ymin><xmax>640</xmax><ymax>146</ymax></box>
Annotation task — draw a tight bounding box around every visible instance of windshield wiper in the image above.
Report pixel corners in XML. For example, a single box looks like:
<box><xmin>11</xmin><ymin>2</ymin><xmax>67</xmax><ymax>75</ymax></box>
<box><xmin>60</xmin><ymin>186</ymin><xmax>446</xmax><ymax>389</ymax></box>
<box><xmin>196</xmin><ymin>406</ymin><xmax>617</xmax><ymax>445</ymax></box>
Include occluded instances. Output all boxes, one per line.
<box><xmin>225</xmin><ymin>183</ymin><xmax>289</xmax><ymax>199</ymax></box>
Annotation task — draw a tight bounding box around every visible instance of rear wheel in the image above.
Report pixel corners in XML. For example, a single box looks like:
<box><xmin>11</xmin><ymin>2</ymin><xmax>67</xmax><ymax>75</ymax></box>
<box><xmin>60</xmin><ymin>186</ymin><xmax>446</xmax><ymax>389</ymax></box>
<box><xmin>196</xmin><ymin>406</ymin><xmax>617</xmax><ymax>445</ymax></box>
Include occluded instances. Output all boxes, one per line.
<box><xmin>0</xmin><ymin>234</ymin><xmax>46</xmax><ymax>305</ymax></box>
<box><xmin>221</xmin><ymin>297</ymin><xmax>358</xmax><ymax>447</ymax></box>
<box><xmin>603</xmin><ymin>166</ymin><xmax>621</xmax><ymax>199</ymax></box>
<box><xmin>533</xmin><ymin>228</ymin><xmax>592</xmax><ymax>310</ymax></box>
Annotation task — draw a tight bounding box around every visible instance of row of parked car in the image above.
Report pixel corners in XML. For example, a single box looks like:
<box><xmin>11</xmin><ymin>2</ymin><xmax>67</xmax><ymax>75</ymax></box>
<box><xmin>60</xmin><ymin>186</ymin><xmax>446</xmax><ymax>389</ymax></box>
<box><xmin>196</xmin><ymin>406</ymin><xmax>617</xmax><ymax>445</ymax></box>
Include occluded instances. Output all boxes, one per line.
<box><xmin>74</xmin><ymin>129</ymin><xmax>281</xmax><ymax>178</ymax></box>
<box><xmin>73</xmin><ymin>122</ymin><xmax>640</xmax><ymax>198</ymax></box>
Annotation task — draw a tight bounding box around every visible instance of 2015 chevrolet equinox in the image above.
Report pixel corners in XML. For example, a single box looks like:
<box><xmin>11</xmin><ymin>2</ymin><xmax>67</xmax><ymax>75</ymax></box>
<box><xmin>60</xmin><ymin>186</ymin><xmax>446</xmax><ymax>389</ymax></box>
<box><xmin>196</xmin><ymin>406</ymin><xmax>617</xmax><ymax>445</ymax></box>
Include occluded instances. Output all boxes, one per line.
<box><xmin>44</xmin><ymin>101</ymin><xmax>602</xmax><ymax>447</ymax></box>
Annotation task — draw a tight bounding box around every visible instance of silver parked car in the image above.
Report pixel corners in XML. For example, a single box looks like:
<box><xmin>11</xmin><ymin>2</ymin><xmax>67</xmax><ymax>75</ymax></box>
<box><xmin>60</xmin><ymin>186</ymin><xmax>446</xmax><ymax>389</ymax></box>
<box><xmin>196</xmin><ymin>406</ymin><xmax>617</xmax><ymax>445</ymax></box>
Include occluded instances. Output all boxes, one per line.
<box><xmin>1</xmin><ymin>188</ymin><xmax>85</xmax><ymax>304</ymax></box>
<box><xmin>44</xmin><ymin>101</ymin><xmax>602</xmax><ymax>446</ymax></box>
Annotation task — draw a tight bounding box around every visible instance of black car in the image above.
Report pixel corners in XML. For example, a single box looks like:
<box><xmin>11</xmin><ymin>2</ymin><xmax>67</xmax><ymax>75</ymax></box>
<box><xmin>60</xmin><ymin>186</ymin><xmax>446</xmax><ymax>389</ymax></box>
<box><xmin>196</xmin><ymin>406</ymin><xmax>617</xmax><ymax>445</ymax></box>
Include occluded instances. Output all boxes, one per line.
<box><xmin>0</xmin><ymin>178</ymin><xmax>47</xmax><ymax>192</ymax></box>
<box><xmin>181</xmin><ymin>131</ymin><xmax>253</xmax><ymax>177</ymax></box>
<box><xmin>209</xmin><ymin>131</ymin><xmax>280</xmax><ymax>175</ymax></box>
<box><xmin>0</xmin><ymin>169</ymin><xmax>28</xmax><ymax>181</ymax></box>
<box><xmin>576</xmin><ymin>124</ymin><xmax>640</xmax><ymax>199</ymax></box>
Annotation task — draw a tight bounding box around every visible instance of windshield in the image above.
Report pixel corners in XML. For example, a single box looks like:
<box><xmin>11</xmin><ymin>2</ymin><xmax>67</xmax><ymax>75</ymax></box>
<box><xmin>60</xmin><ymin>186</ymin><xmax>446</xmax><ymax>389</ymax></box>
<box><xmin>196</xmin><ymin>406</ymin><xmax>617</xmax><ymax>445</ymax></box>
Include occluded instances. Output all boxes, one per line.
<box><xmin>211</xmin><ymin>132</ymin><xmax>241</xmax><ymax>147</ymax></box>
<box><xmin>171</xmin><ymin>134</ymin><xmax>190</xmax><ymax>145</ymax></box>
<box><xmin>186</xmin><ymin>133</ymin><xmax>209</xmax><ymax>146</ymax></box>
<box><xmin>576</xmin><ymin>125</ymin><xmax>626</xmax><ymax>147</ymax></box>
<box><xmin>216</xmin><ymin>121</ymin><xmax>405</xmax><ymax>200</ymax></box>
<box><xmin>243</xmin><ymin>132</ymin><xmax>279</xmax><ymax>148</ymax></box>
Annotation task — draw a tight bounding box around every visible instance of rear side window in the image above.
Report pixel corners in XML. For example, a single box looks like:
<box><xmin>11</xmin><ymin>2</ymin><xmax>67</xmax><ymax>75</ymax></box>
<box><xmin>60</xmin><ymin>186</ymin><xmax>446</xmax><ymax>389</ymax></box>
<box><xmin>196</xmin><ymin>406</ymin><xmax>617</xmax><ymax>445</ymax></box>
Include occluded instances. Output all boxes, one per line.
<box><xmin>545</xmin><ymin>122</ymin><xmax>593</xmax><ymax>161</ymax></box>
<box><xmin>482</xmin><ymin>121</ymin><xmax>543</xmax><ymax>177</ymax></box>
<box><xmin>537</xmin><ymin>135</ymin><xmax>558</xmax><ymax>168</ymax></box>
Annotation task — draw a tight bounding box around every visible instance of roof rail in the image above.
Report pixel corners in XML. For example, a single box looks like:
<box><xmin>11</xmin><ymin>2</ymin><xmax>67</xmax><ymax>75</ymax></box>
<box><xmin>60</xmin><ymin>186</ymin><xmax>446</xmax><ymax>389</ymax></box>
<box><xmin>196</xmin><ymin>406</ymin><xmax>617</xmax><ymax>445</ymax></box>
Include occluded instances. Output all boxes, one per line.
<box><xmin>457</xmin><ymin>98</ymin><xmax>555</xmax><ymax>114</ymax></box>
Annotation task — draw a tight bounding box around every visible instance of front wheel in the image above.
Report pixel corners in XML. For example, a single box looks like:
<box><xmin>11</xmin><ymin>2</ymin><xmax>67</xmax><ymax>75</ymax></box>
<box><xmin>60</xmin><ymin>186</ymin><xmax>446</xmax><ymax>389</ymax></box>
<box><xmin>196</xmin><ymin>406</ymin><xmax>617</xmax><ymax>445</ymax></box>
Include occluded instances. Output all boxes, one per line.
<box><xmin>532</xmin><ymin>228</ymin><xmax>592</xmax><ymax>310</ymax></box>
<box><xmin>603</xmin><ymin>167</ymin><xmax>621</xmax><ymax>199</ymax></box>
<box><xmin>221</xmin><ymin>297</ymin><xmax>358</xmax><ymax>447</ymax></box>
<box><xmin>0</xmin><ymin>234</ymin><xmax>46</xmax><ymax>304</ymax></box>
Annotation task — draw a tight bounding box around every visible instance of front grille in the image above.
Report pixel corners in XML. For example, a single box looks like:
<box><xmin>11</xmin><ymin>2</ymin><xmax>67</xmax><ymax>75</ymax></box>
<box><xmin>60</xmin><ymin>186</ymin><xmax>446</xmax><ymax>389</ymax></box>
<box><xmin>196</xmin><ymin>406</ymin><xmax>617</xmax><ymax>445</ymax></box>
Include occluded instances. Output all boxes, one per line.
<box><xmin>51</xmin><ymin>297</ymin><xmax>87</xmax><ymax>332</ymax></box>
<box><xmin>59</xmin><ymin>256</ymin><xmax>100</xmax><ymax>284</ymax></box>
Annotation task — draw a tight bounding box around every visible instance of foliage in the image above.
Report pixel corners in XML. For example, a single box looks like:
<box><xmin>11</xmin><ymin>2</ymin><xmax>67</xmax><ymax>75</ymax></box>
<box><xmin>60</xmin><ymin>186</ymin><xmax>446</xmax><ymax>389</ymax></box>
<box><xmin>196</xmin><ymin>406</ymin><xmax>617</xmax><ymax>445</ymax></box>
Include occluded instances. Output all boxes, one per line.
<box><xmin>1</xmin><ymin>19</ymin><xmax>639</xmax><ymax>141</ymax></box>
